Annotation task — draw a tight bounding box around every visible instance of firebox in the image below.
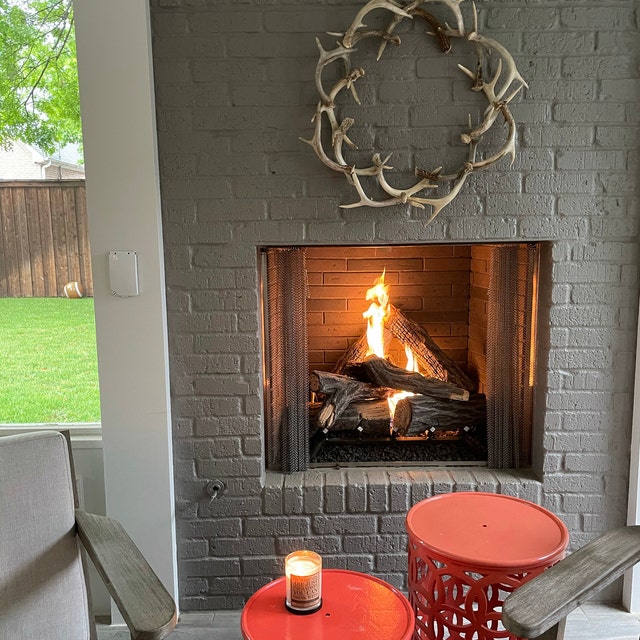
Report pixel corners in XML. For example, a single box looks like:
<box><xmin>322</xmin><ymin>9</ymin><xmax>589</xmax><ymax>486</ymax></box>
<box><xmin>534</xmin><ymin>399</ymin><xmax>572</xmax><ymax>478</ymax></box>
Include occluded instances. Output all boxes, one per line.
<box><xmin>260</xmin><ymin>243</ymin><xmax>541</xmax><ymax>472</ymax></box>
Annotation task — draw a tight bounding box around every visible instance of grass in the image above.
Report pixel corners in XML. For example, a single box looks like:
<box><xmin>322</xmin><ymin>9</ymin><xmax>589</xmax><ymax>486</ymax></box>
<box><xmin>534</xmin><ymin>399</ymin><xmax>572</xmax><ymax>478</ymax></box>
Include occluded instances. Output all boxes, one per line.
<box><xmin>0</xmin><ymin>298</ymin><xmax>101</xmax><ymax>424</ymax></box>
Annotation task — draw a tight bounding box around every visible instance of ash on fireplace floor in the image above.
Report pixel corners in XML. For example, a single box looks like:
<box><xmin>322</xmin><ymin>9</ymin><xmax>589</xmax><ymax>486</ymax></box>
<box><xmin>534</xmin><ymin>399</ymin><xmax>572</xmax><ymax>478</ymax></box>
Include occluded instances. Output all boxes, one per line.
<box><xmin>310</xmin><ymin>432</ymin><xmax>487</xmax><ymax>466</ymax></box>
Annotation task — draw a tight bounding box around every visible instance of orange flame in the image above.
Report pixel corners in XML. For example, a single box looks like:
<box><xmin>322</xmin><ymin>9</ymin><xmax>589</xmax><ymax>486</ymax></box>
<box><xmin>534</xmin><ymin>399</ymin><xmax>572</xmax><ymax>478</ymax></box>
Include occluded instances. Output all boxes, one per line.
<box><xmin>362</xmin><ymin>272</ymin><xmax>418</xmax><ymax>427</ymax></box>
<box><xmin>363</xmin><ymin>270</ymin><xmax>389</xmax><ymax>358</ymax></box>
<box><xmin>388</xmin><ymin>345</ymin><xmax>416</xmax><ymax>427</ymax></box>
<box><xmin>404</xmin><ymin>343</ymin><xmax>419</xmax><ymax>373</ymax></box>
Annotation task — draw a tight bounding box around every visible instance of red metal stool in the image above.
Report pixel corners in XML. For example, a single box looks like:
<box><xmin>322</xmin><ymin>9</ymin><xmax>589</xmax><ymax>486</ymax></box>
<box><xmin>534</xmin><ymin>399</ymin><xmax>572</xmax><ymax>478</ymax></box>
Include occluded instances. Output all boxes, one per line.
<box><xmin>241</xmin><ymin>568</ymin><xmax>415</xmax><ymax>640</ymax></box>
<box><xmin>406</xmin><ymin>492</ymin><xmax>569</xmax><ymax>640</ymax></box>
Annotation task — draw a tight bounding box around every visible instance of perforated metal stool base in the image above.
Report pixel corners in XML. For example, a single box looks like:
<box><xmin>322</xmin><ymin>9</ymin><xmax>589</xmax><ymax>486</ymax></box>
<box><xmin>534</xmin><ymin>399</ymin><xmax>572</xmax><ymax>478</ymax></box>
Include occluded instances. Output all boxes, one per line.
<box><xmin>406</xmin><ymin>493</ymin><xmax>569</xmax><ymax>640</ymax></box>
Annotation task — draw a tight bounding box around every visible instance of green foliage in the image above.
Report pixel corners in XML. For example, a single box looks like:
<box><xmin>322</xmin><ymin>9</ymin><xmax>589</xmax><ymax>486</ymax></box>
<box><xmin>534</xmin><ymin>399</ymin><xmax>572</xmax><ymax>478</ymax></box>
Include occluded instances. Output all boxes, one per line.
<box><xmin>0</xmin><ymin>298</ymin><xmax>101</xmax><ymax>423</ymax></box>
<box><xmin>0</xmin><ymin>0</ymin><xmax>81</xmax><ymax>155</ymax></box>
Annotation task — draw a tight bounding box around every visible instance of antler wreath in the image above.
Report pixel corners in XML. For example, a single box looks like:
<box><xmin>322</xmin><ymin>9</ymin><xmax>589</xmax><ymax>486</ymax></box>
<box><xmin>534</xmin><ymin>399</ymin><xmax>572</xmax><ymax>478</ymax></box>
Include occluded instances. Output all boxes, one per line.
<box><xmin>300</xmin><ymin>0</ymin><xmax>528</xmax><ymax>223</ymax></box>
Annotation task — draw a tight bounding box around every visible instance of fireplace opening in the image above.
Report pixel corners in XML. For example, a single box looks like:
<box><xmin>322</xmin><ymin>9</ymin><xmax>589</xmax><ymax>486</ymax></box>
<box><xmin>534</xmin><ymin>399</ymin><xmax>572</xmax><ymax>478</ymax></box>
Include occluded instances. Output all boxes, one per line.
<box><xmin>260</xmin><ymin>243</ymin><xmax>541</xmax><ymax>472</ymax></box>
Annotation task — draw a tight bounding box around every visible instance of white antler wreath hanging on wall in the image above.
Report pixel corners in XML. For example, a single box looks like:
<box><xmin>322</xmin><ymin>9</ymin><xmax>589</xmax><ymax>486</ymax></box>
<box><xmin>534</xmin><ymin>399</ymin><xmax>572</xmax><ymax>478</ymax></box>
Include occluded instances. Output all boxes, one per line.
<box><xmin>300</xmin><ymin>0</ymin><xmax>528</xmax><ymax>223</ymax></box>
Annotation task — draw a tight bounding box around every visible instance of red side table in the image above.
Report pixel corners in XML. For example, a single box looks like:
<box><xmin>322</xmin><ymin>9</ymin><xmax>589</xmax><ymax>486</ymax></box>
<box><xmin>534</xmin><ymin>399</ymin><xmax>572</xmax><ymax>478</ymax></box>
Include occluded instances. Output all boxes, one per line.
<box><xmin>241</xmin><ymin>568</ymin><xmax>415</xmax><ymax>640</ymax></box>
<box><xmin>406</xmin><ymin>492</ymin><xmax>569</xmax><ymax>640</ymax></box>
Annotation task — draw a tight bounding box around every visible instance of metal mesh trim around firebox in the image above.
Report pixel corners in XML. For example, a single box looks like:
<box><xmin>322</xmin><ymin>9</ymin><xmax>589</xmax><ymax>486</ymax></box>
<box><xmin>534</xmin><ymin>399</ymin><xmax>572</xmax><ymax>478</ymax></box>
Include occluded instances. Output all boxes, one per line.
<box><xmin>264</xmin><ymin>247</ymin><xmax>309</xmax><ymax>472</ymax></box>
<box><xmin>486</xmin><ymin>243</ymin><xmax>537</xmax><ymax>469</ymax></box>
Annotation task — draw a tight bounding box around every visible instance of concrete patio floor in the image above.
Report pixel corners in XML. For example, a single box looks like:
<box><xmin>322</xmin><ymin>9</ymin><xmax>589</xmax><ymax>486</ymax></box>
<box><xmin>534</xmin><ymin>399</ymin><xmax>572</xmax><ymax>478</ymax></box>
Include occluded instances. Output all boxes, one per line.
<box><xmin>97</xmin><ymin>603</ymin><xmax>640</xmax><ymax>639</ymax></box>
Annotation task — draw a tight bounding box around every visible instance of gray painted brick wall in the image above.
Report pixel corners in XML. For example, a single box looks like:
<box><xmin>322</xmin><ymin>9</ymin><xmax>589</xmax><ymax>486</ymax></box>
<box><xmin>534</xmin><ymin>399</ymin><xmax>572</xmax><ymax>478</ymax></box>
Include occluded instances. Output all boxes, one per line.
<box><xmin>150</xmin><ymin>0</ymin><xmax>640</xmax><ymax>609</ymax></box>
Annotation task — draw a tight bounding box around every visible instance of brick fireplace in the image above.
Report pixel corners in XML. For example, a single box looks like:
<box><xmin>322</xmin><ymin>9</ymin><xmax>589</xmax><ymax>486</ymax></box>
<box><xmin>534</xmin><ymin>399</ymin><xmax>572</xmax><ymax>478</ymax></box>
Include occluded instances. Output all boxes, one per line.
<box><xmin>261</xmin><ymin>243</ymin><xmax>539</xmax><ymax>471</ymax></box>
<box><xmin>150</xmin><ymin>0</ymin><xmax>640</xmax><ymax>611</ymax></box>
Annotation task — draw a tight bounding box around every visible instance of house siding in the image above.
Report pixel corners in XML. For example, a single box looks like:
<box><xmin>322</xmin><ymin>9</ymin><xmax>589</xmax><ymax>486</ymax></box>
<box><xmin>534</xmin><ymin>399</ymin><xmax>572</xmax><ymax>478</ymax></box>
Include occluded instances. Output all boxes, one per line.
<box><xmin>0</xmin><ymin>141</ymin><xmax>84</xmax><ymax>181</ymax></box>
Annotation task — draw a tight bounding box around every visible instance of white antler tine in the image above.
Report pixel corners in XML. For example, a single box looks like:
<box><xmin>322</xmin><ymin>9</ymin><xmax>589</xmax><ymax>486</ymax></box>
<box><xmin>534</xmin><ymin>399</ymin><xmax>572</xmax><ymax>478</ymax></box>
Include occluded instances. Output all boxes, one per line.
<box><xmin>458</xmin><ymin>64</ymin><xmax>476</xmax><ymax>81</ymax></box>
<box><xmin>343</xmin><ymin>0</ymin><xmax>412</xmax><ymax>48</ymax></box>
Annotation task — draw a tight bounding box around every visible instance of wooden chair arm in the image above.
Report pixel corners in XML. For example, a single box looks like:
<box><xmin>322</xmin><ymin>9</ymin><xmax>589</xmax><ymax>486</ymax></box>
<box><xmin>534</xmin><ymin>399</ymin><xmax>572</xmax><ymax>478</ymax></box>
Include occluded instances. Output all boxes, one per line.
<box><xmin>502</xmin><ymin>525</ymin><xmax>640</xmax><ymax>639</ymax></box>
<box><xmin>75</xmin><ymin>509</ymin><xmax>177</xmax><ymax>640</ymax></box>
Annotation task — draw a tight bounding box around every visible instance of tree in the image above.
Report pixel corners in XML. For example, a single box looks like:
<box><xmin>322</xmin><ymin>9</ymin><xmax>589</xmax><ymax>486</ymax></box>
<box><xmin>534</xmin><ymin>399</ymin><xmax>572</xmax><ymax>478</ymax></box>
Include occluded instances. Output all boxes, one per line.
<box><xmin>0</xmin><ymin>0</ymin><xmax>81</xmax><ymax>155</ymax></box>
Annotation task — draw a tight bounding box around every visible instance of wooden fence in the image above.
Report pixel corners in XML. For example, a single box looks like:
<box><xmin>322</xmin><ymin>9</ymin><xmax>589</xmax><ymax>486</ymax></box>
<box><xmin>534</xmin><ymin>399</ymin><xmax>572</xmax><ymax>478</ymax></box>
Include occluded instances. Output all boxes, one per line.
<box><xmin>0</xmin><ymin>180</ymin><xmax>93</xmax><ymax>297</ymax></box>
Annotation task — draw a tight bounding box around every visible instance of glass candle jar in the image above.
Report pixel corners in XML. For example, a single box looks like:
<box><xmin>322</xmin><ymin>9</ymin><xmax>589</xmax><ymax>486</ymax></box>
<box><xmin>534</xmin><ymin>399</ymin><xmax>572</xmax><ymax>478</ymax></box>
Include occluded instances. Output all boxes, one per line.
<box><xmin>284</xmin><ymin>550</ymin><xmax>322</xmax><ymax>614</ymax></box>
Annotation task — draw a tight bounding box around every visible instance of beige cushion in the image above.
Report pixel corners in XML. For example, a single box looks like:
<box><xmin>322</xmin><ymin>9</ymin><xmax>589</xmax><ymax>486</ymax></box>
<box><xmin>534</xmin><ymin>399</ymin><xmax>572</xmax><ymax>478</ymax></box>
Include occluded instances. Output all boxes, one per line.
<box><xmin>0</xmin><ymin>431</ymin><xmax>92</xmax><ymax>639</ymax></box>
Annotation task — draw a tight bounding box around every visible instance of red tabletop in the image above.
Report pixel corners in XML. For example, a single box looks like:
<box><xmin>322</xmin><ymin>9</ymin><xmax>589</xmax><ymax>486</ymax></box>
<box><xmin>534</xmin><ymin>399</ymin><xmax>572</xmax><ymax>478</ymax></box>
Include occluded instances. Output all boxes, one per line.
<box><xmin>406</xmin><ymin>492</ymin><xmax>569</xmax><ymax>571</ymax></box>
<box><xmin>241</xmin><ymin>569</ymin><xmax>415</xmax><ymax>640</ymax></box>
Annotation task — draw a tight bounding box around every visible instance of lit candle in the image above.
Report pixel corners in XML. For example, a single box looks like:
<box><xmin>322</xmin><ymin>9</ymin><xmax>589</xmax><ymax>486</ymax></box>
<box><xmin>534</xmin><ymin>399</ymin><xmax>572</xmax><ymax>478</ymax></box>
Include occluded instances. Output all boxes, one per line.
<box><xmin>285</xmin><ymin>550</ymin><xmax>322</xmax><ymax>614</ymax></box>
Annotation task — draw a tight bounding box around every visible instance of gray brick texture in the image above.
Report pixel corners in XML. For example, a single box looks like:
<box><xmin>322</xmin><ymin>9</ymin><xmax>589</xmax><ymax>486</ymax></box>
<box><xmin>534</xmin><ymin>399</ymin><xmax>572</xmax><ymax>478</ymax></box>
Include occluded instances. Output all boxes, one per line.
<box><xmin>150</xmin><ymin>0</ymin><xmax>640</xmax><ymax>610</ymax></box>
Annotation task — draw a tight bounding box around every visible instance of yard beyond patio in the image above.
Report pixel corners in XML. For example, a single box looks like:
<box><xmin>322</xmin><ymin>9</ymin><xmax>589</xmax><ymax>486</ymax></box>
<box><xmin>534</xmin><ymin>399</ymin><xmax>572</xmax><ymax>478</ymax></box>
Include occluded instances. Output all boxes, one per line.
<box><xmin>0</xmin><ymin>298</ymin><xmax>101</xmax><ymax>424</ymax></box>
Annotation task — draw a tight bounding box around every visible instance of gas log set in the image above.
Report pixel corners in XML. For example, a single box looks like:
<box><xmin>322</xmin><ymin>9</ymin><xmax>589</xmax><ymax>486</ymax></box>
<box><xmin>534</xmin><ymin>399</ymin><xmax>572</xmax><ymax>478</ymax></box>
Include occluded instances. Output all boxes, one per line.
<box><xmin>308</xmin><ymin>273</ymin><xmax>488</xmax><ymax>465</ymax></box>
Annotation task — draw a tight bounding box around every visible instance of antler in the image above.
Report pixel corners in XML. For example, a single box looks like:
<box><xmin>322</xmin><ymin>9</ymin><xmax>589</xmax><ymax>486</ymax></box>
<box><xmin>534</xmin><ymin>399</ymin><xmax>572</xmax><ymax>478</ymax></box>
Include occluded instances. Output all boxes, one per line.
<box><xmin>313</xmin><ymin>38</ymin><xmax>354</xmax><ymax>106</ymax></box>
<box><xmin>342</xmin><ymin>0</ymin><xmax>411</xmax><ymax>48</ymax></box>
<box><xmin>302</xmin><ymin>0</ymin><xmax>527</xmax><ymax>222</ymax></box>
<box><xmin>300</xmin><ymin>107</ymin><xmax>352</xmax><ymax>174</ymax></box>
<box><xmin>469</xmin><ymin>103</ymin><xmax>517</xmax><ymax>170</ymax></box>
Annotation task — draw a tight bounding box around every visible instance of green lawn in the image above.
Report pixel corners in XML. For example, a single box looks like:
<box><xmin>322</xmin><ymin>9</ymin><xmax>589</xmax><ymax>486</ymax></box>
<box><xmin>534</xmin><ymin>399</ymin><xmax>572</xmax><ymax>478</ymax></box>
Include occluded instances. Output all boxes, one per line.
<box><xmin>0</xmin><ymin>298</ymin><xmax>101</xmax><ymax>423</ymax></box>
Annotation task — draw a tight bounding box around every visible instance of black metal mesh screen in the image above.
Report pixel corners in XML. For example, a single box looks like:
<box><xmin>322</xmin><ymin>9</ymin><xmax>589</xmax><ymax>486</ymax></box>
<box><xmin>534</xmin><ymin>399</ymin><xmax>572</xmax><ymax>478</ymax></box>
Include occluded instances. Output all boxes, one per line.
<box><xmin>264</xmin><ymin>248</ymin><xmax>309</xmax><ymax>472</ymax></box>
<box><xmin>486</xmin><ymin>244</ymin><xmax>537</xmax><ymax>468</ymax></box>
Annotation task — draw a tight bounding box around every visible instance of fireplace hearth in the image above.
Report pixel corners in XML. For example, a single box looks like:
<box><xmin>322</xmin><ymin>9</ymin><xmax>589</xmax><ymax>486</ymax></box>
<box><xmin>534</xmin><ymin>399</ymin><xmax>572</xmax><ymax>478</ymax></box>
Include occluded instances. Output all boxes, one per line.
<box><xmin>261</xmin><ymin>243</ymin><xmax>540</xmax><ymax>472</ymax></box>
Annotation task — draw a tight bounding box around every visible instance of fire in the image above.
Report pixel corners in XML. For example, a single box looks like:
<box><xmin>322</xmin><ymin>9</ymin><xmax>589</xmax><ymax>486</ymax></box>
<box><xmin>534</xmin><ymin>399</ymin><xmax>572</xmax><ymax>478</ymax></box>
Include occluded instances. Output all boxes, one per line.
<box><xmin>363</xmin><ymin>270</ymin><xmax>389</xmax><ymax>358</ymax></box>
<box><xmin>404</xmin><ymin>343</ymin><xmax>419</xmax><ymax>374</ymax></box>
<box><xmin>362</xmin><ymin>272</ymin><xmax>417</xmax><ymax>427</ymax></box>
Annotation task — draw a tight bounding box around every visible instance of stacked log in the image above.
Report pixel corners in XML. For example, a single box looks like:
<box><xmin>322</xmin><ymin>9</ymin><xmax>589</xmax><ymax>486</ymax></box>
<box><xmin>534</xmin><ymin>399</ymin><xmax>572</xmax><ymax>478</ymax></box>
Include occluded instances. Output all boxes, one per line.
<box><xmin>333</xmin><ymin>334</ymin><xmax>370</xmax><ymax>375</ymax></box>
<box><xmin>343</xmin><ymin>356</ymin><xmax>469</xmax><ymax>401</ymax></box>
<box><xmin>332</xmin><ymin>399</ymin><xmax>392</xmax><ymax>437</ymax></box>
<box><xmin>392</xmin><ymin>393</ymin><xmax>487</xmax><ymax>437</ymax></box>
<box><xmin>385</xmin><ymin>305</ymin><xmax>477</xmax><ymax>393</ymax></box>
<box><xmin>308</xmin><ymin>402</ymin><xmax>390</xmax><ymax>437</ymax></box>
<box><xmin>311</xmin><ymin>306</ymin><xmax>485</xmax><ymax>439</ymax></box>
<box><xmin>309</xmin><ymin>370</ymin><xmax>392</xmax><ymax>429</ymax></box>
<box><xmin>333</xmin><ymin>305</ymin><xmax>477</xmax><ymax>393</ymax></box>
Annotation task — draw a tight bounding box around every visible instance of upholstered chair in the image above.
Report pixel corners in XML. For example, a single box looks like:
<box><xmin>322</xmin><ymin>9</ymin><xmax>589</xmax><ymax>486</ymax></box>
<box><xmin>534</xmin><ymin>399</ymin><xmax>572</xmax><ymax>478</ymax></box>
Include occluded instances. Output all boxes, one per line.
<box><xmin>0</xmin><ymin>430</ymin><xmax>176</xmax><ymax>640</ymax></box>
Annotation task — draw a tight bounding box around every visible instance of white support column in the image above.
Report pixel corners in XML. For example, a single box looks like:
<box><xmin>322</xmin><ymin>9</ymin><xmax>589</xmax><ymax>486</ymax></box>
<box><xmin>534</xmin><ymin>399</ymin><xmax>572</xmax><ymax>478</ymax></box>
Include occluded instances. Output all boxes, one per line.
<box><xmin>72</xmin><ymin>0</ymin><xmax>179</xmax><ymax>619</ymax></box>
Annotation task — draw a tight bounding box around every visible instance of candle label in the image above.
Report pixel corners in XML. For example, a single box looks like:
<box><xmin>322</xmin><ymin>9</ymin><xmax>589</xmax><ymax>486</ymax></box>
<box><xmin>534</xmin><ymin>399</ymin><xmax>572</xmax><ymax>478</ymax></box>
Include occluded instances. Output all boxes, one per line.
<box><xmin>290</xmin><ymin>572</ymin><xmax>321</xmax><ymax>607</ymax></box>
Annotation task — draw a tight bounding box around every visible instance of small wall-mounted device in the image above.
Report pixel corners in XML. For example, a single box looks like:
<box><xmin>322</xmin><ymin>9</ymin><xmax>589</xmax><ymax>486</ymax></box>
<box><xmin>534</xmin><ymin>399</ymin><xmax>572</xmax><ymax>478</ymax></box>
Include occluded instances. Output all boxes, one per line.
<box><xmin>108</xmin><ymin>250</ymin><xmax>139</xmax><ymax>297</ymax></box>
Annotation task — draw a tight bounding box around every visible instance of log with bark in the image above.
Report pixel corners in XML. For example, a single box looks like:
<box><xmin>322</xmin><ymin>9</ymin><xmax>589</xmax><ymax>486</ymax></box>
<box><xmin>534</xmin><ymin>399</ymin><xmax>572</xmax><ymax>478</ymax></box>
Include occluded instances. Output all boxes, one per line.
<box><xmin>308</xmin><ymin>402</ymin><xmax>324</xmax><ymax>437</ymax></box>
<box><xmin>333</xmin><ymin>334</ymin><xmax>370</xmax><ymax>375</ymax></box>
<box><xmin>385</xmin><ymin>305</ymin><xmax>478</xmax><ymax>393</ymax></box>
<box><xmin>310</xmin><ymin>370</ymin><xmax>392</xmax><ymax>429</ymax></box>
<box><xmin>392</xmin><ymin>393</ymin><xmax>487</xmax><ymax>437</ymax></box>
<box><xmin>332</xmin><ymin>306</ymin><xmax>477</xmax><ymax>395</ymax></box>
<box><xmin>331</xmin><ymin>399</ymin><xmax>392</xmax><ymax>438</ymax></box>
<box><xmin>344</xmin><ymin>356</ymin><xmax>470</xmax><ymax>401</ymax></box>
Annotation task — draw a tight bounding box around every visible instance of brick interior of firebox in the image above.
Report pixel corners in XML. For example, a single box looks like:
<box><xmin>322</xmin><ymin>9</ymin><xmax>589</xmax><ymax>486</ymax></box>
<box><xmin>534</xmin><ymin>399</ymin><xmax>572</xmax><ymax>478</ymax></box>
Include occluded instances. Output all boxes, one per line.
<box><xmin>295</xmin><ymin>242</ymin><xmax>537</xmax><ymax>466</ymax></box>
<box><xmin>306</xmin><ymin>244</ymin><xmax>489</xmax><ymax>393</ymax></box>
<box><xmin>303</xmin><ymin>244</ymin><xmax>492</xmax><ymax>465</ymax></box>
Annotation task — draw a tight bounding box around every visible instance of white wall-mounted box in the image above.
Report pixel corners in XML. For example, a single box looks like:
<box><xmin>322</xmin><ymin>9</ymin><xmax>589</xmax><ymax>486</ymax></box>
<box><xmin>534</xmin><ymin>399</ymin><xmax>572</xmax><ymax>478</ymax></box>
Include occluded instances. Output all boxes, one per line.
<box><xmin>108</xmin><ymin>251</ymin><xmax>139</xmax><ymax>297</ymax></box>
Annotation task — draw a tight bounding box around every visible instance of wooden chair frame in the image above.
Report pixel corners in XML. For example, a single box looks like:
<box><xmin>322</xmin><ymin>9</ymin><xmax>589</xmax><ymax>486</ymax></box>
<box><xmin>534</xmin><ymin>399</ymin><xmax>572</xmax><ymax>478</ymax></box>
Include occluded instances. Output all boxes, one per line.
<box><xmin>502</xmin><ymin>526</ymin><xmax>640</xmax><ymax>639</ymax></box>
<box><xmin>1</xmin><ymin>430</ymin><xmax>177</xmax><ymax>640</ymax></box>
<box><xmin>76</xmin><ymin>509</ymin><xmax>177</xmax><ymax>639</ymax></box>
